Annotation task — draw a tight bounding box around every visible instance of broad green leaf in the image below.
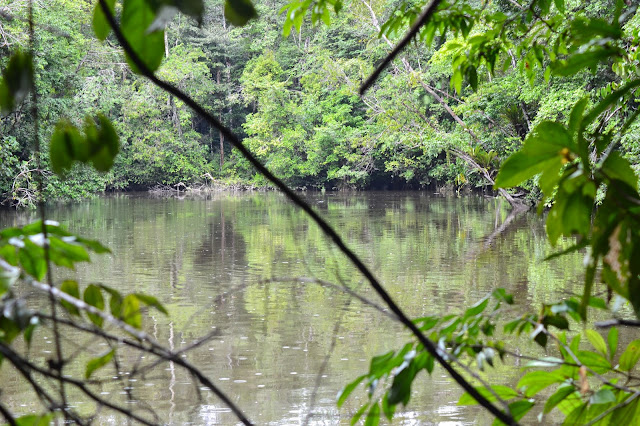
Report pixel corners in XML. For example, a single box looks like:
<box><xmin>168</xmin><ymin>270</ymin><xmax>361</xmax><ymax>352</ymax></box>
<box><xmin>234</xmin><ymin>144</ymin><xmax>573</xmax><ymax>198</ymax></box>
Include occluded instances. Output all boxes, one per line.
<box><xmin>602</xmin><ymin>151</ymin><xmax>638</xmax><ymax>191</ymax></box>
<box><xmin>492</xmin><ymin>400</ymin><xmax>534</xmax><ymax>425</ymax></box>
<box><xmin>585</xmin><ymin>330</ymin><xmax>607</xmax><ymax>357</ymax></box>
<box><xmin>101</xmin><ymin>285</ymin><xmax>123</xmax><ymax>317</ymax></box>
<box><xmin>121</xmin><ymin>294</ymin><xmax>142</xmax><ymax>328</ymax></box>
<box><xmin>458</xmin><ymin>385</ymin><xmax>518</xmax><ymax>405</ymax></box>
<box><xmin>121</xmin><ymin>0</ymin><xmax>165</xmax><ymax>73</ymax></box>
<box><xmin>518</xmin><ymin>370</ymin><xmax>565</xmax><ymax>397</ymax></box>
<box><xmin>575</xmin><ymin>350</ymin><xmax>611</xmax><ymax>373</ymax></box>
<box><xmin>93</xmin><ymin>0</ymin><xmax>116</xmax><ymax>41</ymax></box>
<box><xmin>14</xmin><ymin>414</ymin><xmax>54</xmax><ymax>426</ymax></box>
<box><xmin>590</xmin><ymin>388</ymin><xmax>616</xmax><ymax>405</ymax></box>
<box><xmin>85</xmin><ymin>349</ymin><xmax>115</xmax><ymax>379</ymax></box>
<box><xmin>464</xmin><ymin>297</ymin><xmax>488</xmax><ymax>318</ymax></box>
<box><xmin>84</xmin><ymin>284</ymin><xmax>105</xmax><ymax>327</ymax></box>
<box><xmin>49</xmin><ymin>121</ymin><xmax>84</xmax><ymax>176</ymax></box>
<box><xmin>49</xmin><ymin>237</ymin><xmax>91</xmax><ymax>266</ymax></box>
<box><xmin>553</xmin><ymin>0</ymin><xmax>565</xmax><ymax>13</ymax></box>
<box><xmin>387</xmin><ymin>361</ymin><xmax>417</xmax><ymax>405</ymax></box>
<box><xmin>337</xmin><ymin>375</ymin><xmax>365</xmax><ymax>408</ymax></box>
<box><xmin>610</xmin><ymin>395</ymin><xmax>640</xmax><ymax>424</ymax></box>
<box><xmin>350</xmin><ymin>403</ymin><xmax>369</xmax><ymax>426</ymax></box>
<box><xmin>563</xmin><ymin>402</ymin><xmax>588</xmax><ymax>425</ymax></box>
<box><xmin>544</xmin><ymin>385</ymin><xmax>575</xmax><ymax>414</ymax></box>
<box><xmin>134</xmin><ymin>293</ymin><xmax>168</xmax><ymax>315</ymax></box>
<box><xmin>619</xmin><ymin>339</ymin><xmax>640</xmax><ymax>371</ymax></box>
<box><xmin>381</xmin><ymin>393</ymin><xmax>395</xmax><ymax>420</ymax></box>
<box><xmin>495</xmin><ymin>122</ymin><xmax>573</xmax><ymax>188</ymax></box>
<box><xmin>224</xmin><ymin>0</ymin><xmax>258</xmax><ymax>27</ymax></box>
<box><xmin>18</xmin><ymin>240</ymin><xmax>46</xmax><ymax>281</ymax></box>
<box><xmin>60</xmin><ymin>280</ymin><xmax>81</xmax><ymax>316</ymax></box>
<box><xmin>364</xmin><ymin>401</ymin><xmax>380</xmax><ymax>426</ymax></box>
<box><xmin>552</xmin><ymin>49</ymin><xmax>617</xmax><ymax>77</ymax></box>
<box><xmin>0</xmin><ymin>51</ymin><xmax>33</xmax><ymax>114</ymax></box>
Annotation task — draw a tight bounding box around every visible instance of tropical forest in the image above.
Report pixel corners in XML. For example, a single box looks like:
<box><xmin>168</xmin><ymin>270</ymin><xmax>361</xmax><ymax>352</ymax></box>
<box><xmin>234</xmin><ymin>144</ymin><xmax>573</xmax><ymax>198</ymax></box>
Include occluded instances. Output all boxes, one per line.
<box><xmin>1</xmin><ymin>0</ymin><xmax>640</xmax><ymax>424</ymax></box>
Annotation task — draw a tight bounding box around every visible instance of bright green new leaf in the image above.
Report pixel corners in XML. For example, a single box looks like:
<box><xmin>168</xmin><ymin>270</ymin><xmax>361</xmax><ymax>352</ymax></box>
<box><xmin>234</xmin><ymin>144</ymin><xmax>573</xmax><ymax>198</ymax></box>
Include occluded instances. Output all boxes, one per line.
<box><xmin>84</xmin><ymin>284</ymin><xmax>105</xmax><ymax>327</ymax></box>
<box><xmin>224</xmin><ymin>0</ymin><xmax>258</xmax><ymax>27</ymax></box>
<box><xmin>518</xmin><ymin>370</ymin><xmax>565</xmax><ymax>397</ymax></box>
<box><xmin>585</xmin><ymin>330</ymin><xmax>607</xmax><ymax>357</ymax></box>
<box><xmin>14</xmin><ymin>414</ymin><xmax>54</xmax><ymax>426</ymax></box>
<box><xmin>121</xmin><ymin>0</ymin><xmax>165</xmax><ymax>73</ymax></box>
<box><xmin>121</xmin><ymin>294</ymin><xmax>142</xmax><ymax>328</ymax></box>
<box><xmin>619</xmin><ymin>339</ymin><xmax>640</xmax><ymax>371</ymax></box>
<box><xmin>93</xmin><ymin>0</ymin><xmax>116</xmax><ymax>41</ymax></box>
<box><xmin>543</xmin><ymin>385</ymin><xmax>575</xmax><ymax>414</ymax></box>
<box><xmin>85</xmin><ymin>349</ymin><xmax>115</xmax><ymax>379</ymax></box>
<box><xmin>364</xmin><ymin>402</ymin><xmax>380</xmax><ymax>426</ymax></box>
<box><xmin>60</xmin><ymin>280</ymin><xmax>81</xmax><ymax>316</ymax></box>
<box><xmin>337</xmin><ymin>375</ymin><xmax>365</xmax><ymax>408</ymax></box>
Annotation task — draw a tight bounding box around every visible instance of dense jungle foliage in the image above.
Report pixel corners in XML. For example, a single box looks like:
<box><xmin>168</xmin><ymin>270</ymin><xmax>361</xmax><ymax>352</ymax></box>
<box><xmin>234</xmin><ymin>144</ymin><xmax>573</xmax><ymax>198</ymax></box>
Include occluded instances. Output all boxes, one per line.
<box><xmin>2</xmin><ymin>0</ymin><xmax>637</xmax><ymax>205</ymax></box>
<box><xmin>4</xmin><ymin>0</ymin><xmax>640</xmax><ymax>424</ymax></box>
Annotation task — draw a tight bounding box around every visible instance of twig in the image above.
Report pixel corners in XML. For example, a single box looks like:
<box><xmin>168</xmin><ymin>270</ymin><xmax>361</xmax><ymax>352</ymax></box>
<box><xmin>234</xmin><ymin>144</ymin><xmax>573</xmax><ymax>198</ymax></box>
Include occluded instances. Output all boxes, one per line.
<box><xmin>359</xmin><ymin>0</ymin><xmax>443</xmax><ymax>94</ymax></box>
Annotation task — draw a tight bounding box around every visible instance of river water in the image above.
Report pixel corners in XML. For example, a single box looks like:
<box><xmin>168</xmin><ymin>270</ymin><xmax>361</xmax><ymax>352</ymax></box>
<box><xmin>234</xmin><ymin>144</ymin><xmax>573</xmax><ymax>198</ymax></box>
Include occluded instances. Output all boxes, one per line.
<box><xmin>0</xmin><ymin>192</ymin><xmax>584</xmax><ymax>424</ymax></box>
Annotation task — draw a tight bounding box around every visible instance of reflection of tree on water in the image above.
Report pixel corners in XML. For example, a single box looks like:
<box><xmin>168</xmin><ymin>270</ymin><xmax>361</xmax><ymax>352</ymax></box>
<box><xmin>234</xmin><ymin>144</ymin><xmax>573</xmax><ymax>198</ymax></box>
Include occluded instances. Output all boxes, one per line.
<box><xmin>193</xmin><ymin>201</ymin><xmax>247</xmax><ymax>283</ymax></box>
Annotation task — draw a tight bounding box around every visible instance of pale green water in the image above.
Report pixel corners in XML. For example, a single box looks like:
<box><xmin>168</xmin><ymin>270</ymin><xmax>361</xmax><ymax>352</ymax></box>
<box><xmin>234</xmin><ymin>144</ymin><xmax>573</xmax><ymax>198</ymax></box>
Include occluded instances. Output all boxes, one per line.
<box><xmin>0</xmin><ymin>192</ymin><xmax>584</xmax><ymax>424</ymax></box>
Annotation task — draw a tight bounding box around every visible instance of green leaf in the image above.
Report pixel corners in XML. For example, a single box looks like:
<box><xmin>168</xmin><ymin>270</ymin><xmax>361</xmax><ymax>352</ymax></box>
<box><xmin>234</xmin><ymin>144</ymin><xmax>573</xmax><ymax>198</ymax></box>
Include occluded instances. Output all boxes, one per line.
<box><xmin>224</xmin><ymin>0</ymin><xmax>258</xmax><ymax>27</ymax></box>
<box><xmin>364</xmin><ymin>401</ymin><xmax>380</xmax><ymax>426</ymax></box>
<box><xmin>387</xmin><ymin>361</ymin><xmax>417</xmax><ymax>405</ymax></box>
<box><xmin>93</xmin><ymin>0</ymin><xmax>116</xmax><ymax>41</ymax></box>
<box><xmin>337</xmin><ymin>375</ymin><xmax>365</xmax><ymax>408</ymax></box>
<box><xmin>518</xmin><ymin>370</ymin><xmax>565</xmax><ymax>397</ymax></box>
<box><xmin>121</xmin><ymin>294</ymin><xmax>142</xmax><ymax>328</ymax></box>
<box><xmin>134</xmin><ymin>293</ymin><xmax>168</xmax><ymax>315</ymax></box>
<box><xmin>84</xmin><ymin>284</ymin><xmax>105</xmax><ymax>327</ymax></box>
<box><xmin>101</xmin><ymin>285</ymin><xmax>123</xmax><ymax>317</ymax></box>
<box><xmin>85</xmin><ymin>349</ymin><xmax>115</xmax><ymax>379</ymax></box>
<box><xmin>492</xmin><ymin>400</ymin><xmax>534</xmax><ymax>425</ymax></box>
<box><xmin>88</xmin><ymin>114</ymin><xmax>120</xmax><ymax>172</ymax></box>
<box><xmin>381</xmin><ymin>394</ymin><xmax>395</xmax><ymax>421</ymax></box>
<box><xmin>590</xmin><ymin>388</ymin><xmax>616</xmax><ymax>405</ymax></box>
<box><xmin>0</xmin><ymin>51</ymin><xmax>34</xmax><ymax>114</ymax></box>
<box><xmin>619</xmin><ymin>339</ymin><xmax>640</xmax><ymax>371</ymax></box>
<box><xmin>544</xmin><ymin>385</ymin><xmax>576</xmax><ymax>414</ymax></box>
<box><xmin>608</xmin><ymin>327</ymin><xmax>618</xmax><ymax>360</ymax></box>
<box><xmin>602</xmin><ymin>151</ymin><xmax>638</xmax><ymax>191</ymax></box>
<box><xmin>0</xmin><ymin>261</ymin><xmax>19</xmax><ymax>297</ymax></box>
<box><xmin>585</xmin><ymin>330</ymin><xmax>607</xmax><ymax>357</ymax></box>
<box><xmin>14</xmin><ymin>414</ymin><xmax>54</xmax><ymax>426</ymax></box>
<box><xmin>18</xmin><ymin>239</ymin><xmax>46</xmax><ymax>281</ymax></box>
<box><xmin>552</xmin><ymin>49</ymin><xmax>617</xmax><ymax>77</ymax></box>
<box><xmin>60</xmin><ymin>280</ymin><xmax>81</xmax><ymax>316</ymax></box>
<box><xmin>553</xmin><ymin>0</ymin><xmax>565</xmax><ymax>13</ymax></box>
<box><xmin>121</xmin><ymin>0</ymin><xmax>165</xmax><ymax>73</ymax></box>
<box><xmin>495</xmin><ymin>121</ymin><xmax>573</xmax><ymax>188</ymax></box>
<box><xmin>464</xmin><ymin>297</ymin><xmax>488</xmax><ymax>318</ymax></box>
<box><xmin>610</xmin><ymin>394</ymin><xmax>640</xmax><ymax>424</ymax></box>
<box><xmin>350</xmin><ymin>403</ymin><xmax>369</xmax><ymax>426</ymax></box>
<box><xmin>458</xmin><ymin>385</ymin><xmax>518</xmax><ymax>405</ymax></box>
<box><xmin>575</xmin><ymin>351</ymin><xmax>611</xmax><ymax>373</ymax></box>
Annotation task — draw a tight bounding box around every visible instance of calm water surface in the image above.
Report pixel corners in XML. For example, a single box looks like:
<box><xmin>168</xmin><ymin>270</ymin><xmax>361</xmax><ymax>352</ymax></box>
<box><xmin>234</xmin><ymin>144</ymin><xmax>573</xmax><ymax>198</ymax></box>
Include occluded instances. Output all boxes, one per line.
<box><xmin>0</xmin><ymin>192</ymin><xmax>583</xmax><ymax>424</ymax></box>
